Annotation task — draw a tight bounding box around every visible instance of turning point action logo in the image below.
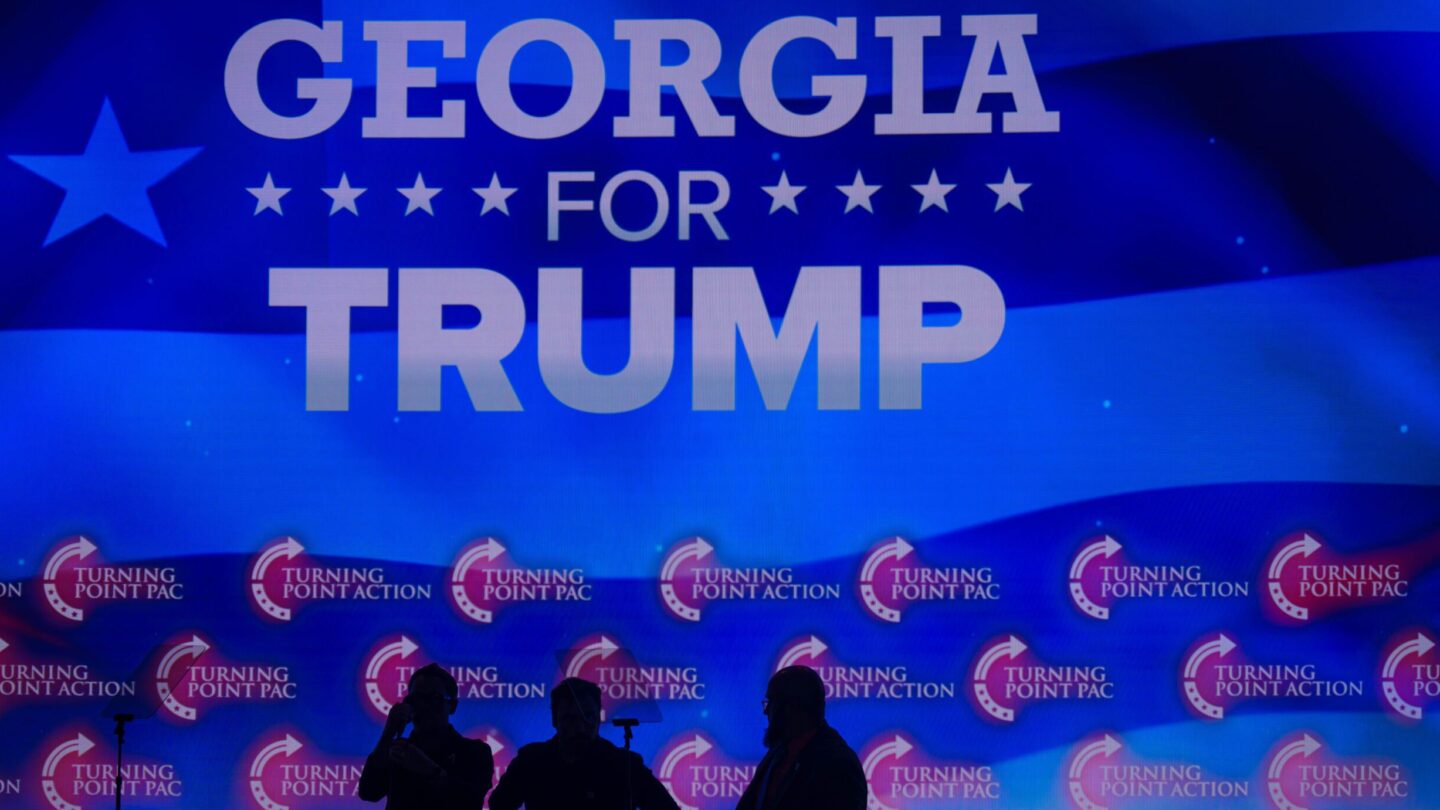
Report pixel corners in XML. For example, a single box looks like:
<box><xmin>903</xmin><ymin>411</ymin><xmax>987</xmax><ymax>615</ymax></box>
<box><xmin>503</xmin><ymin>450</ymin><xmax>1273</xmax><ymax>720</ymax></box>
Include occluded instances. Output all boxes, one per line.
<box><xmin>858</xmin><ymin>536</ymin><xmax>997</xmax><ymax>623</ymax></box>
<box><xmin>862</xmin><ymin>731</ymin><xmax>998</xmax><ymax>808</ymax></box>
<box><xmin>659</xmin><ymin>537</ymin><xmax>840</xmax><ymax>621</ymax></box>
<box><xmin>775</xmin><ymin>635</ymin><xmax>955</xmax><ymax>700</ymax></box>
<box><xmin>1379</xmin><ymin>629</ymin><xmax>1437</xmax><ymax>721</ymax></box>
<box><xmin>448</xmin><ymin>536</ymin><xmax>590</xmax><ymax>624</ymax></box>
<box><xmin>1068</xmin><ymin>534</ymin><xmax>1245</xmax><ymax>621</ymax></box>
<box><xmin>655</xmin><ymin>731</ymin><xmax>752</xmax><ymax>810</ymax></box>
<box><xmin>1264</xmin><ymin>531</ymin><xmax>1427</xmax><ymax>624</ymax></box>
<box><xmin>1179</xmin><ymin>632</ymin><xmax>1362</xmax><ymax>721</ymax></box>
<box><xmin>968</xmin><ymin>635</ymin><xmax>1111</xmax><ymax>723</ymax></box>
<box><xmin>360</xmin><ymin>634</ymin><xmax>544</xmax><ymax>721</ymax></box>
<box><xmin>1264</xmin><ymin>732</ymin><xmax>1408</xmax><ymax>810</ymax></box>
<box><xmin>1065</xmin><ymin>733</ymin><xmax>1247</xmax><ymax>810</ymax></box>
<box><xmin>248</xmin><ymin>536</ymin><xmax>430</xmax><ymax>622</ymax></box>
<box><xmin>38</xmin><ymin>728</ymin><xmax>182</xmax><ymax>810</ymax></box>
<box><xmin>41</xmin><ymin>536</ymin><xmax>182</xmax><ymax>623</ymax></box>
<box><xmin>151</xmin><ymin>632</ymin><xmax>296</xmax><ymax>723</ymax></box>
<box><xmin>0</xmin><ymin>634</ymin><xmax>136</xmax><ymax>708</ymax></box>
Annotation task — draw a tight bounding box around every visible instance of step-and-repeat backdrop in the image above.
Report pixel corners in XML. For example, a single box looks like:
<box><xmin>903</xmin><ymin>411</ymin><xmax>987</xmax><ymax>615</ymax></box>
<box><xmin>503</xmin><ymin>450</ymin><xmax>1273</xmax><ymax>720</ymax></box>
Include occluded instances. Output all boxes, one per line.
<box><xmin>3</xmin><ymin>0</ymin><xmax>1439</xmax><ymax>807</ymax></box>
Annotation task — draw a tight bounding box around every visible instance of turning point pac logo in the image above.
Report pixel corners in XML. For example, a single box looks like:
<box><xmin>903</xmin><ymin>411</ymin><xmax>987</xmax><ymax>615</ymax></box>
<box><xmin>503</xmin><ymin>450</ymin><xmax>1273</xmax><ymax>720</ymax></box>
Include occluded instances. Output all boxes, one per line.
<box><xmin>1263</xmin><ymin>732</ymin><xmax>1409</xmax><ymax>809</ymax></box>
<box><xmin>659</xmin><ymin>536</ymin><xmax>839</xmax><ymax>622</ymax></box>
<box><xmin>248</xmin><ymin>535</ymin><xmax>431</xmax><ymax>622</ymax></box>
<box><xmin>560</xmin><ymin>633</ymin><xmax>706</xmax><ymax>715</ymax></box>
<box><xmin>1068</xmin><ymin>534</ymin><xmax>1245</xmax><ymax>621</ymax></box>
<box><xmin>449</xmin><ymin>536</ymin><xmax>590</xmax><ymax>624</ymax></box>
<box><xmin>41</xmin><ymin>536</ymin><xmax>181</xmax><ymax>622</ymax></box>
<box><xmin>655</xmin><ymin>731</ymin><xmax>752</xmax><ymax>810</ymax></box>
<box><xmin>1263</xmin><ymin>531</ymin><xmax>1436</xmax><ymax>624</ymax></box>
<box><xmin>150</xmin><ymin>632</ymin><xmax>295</xmax><ymax>723</ymax></box>
<box><xmin>775</xmin><ymin>635</ymin><xmax>955</xmax><ymax>700</ymax></box>
<box><xmin>862</xmin><ymin>731</ymin><xmax>998</xmax><ymax>808</ymax></box>
<box><xmin>858</xmin><ymin>536</ymin><xmax>997</xmax><ymax>623</ymax></box>
<box><xmin>968</xmin><ymin>635</ymin><xmax>1111</xmax><ymax>723</ymax></box>
<box><xmin>243</xmin><ymin>728</ymin><xmax>362</xmax><ymax>810</ymax></box>
<box><xmin>37</xmin><ymin>727</ymin><xmax>183</xmax><ymax>810</ymax></box>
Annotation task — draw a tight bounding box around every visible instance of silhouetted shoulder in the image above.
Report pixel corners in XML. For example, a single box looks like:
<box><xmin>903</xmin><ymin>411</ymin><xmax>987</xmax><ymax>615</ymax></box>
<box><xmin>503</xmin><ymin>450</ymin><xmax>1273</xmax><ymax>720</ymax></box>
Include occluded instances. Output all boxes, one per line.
<box><xmin>462</xmin><ymin>735</ymin><xmax>495</xmax><ymax>763</ymax></box>
<box><xmin>489</xmin><ymin>736</ymin><xmax>680</xmax><ymax>810</ymax></box>
<box><xmin>805</xmin><ymin>727</ymin><xmax>867</xmax><ymax>809</ymax></box>
<box><xmin>595</xmin><ymin>737</ymin><xmax>639</xmax><ymax>760</ymax></box>
<box><xmin>514</xmin><ymin>741</ymin><xmax>551</xmax><ymax>756</ymax></box>
<box><xmin>495</xmin><ymin>740</ymin><xmax>545</xmax><ymax>781</ymax></box>
<box><xmin>814</xmin><ymin>726</ymin><xmax>863</xmax><ymax>764</ymax></box>
<box><xmin>737</xmin><ymin>727</ymin><xmax>865</xmax><ymax>810</ymax></box>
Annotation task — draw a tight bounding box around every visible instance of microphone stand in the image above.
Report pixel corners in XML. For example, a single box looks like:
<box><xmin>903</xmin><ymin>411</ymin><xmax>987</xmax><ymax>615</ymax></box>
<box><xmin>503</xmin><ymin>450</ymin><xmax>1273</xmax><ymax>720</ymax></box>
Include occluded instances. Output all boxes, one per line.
<box><xmin>614</xmin><ymin>718</ymin><xmax>639</xmax><ymax>809</ymax></box>
<box><xmin>113</xmin><ymin>713</ymin><xmax>134</xmax><ymax>810</ymax></box>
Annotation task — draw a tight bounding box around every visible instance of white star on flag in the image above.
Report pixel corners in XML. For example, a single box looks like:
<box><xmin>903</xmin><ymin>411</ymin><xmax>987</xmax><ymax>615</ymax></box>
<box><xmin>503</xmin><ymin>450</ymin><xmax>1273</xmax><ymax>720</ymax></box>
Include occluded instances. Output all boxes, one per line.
<box><xmin>322</xmin><ymin>173</ymin><xmax>366</xmax><ymax>216</ymax></box>
<box><xmin>472</xmin><ymin>173</ymin><xmax>517</xmax><ymax>216</ymax></box>
<box><xmin>762</xmin><ymin>171</ymin><xmax>805</xmax><ymax>214</ymax></box>
<box><xmin>987</xmin><ymin>168</ymin><xmax>1031</xmax><ymax>212</ymax></box>
<box><xmin>836</xmin><ymin>170</ymin><xmax>880</xmax><ymax>213</ymax></box>
<box><xmin>912</xmin><ymin>170</ymin><xmax>955</xmax><ymax>213</ymax></box>
<box><xmin>399</xmin><ymin>173</ymin><xmax>441</xmax><ymax>216</ymax></box>
<box><xmin>247</xmin><ymin>173</ymin><xmax>290</xmax><ymax>216</ymax></box>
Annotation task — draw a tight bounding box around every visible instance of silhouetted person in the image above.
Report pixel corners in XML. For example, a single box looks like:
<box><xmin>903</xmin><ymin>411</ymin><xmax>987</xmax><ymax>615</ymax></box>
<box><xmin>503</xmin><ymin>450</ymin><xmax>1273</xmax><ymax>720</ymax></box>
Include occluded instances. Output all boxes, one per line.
<box><xmin>488</xmin><ymin>677</ymin><xmax>680</xmax><ymax>810</ymax></box>
<box><xmin>359</xmin><ymin>662</ymin><xmax>493</xmax><ymax>808</ymax></box>
<box><xmin>735</xmin><ymin>665</ymin><xmax>866</xmax><ymax>810</ymax></box>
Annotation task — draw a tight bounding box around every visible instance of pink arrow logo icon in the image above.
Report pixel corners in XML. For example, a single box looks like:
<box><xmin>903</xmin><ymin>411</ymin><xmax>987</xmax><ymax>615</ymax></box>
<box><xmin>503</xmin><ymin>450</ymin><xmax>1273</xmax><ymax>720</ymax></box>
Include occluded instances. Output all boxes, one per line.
<box><xmin>659</xmin><ymin>733</ymin><xmax>715</xmax><ymax>810</ymax></box>
<box><xmin>249</xmin><ymin>537</ymin><xmax>305</xmax><ymax>621</ymax></box>
<box><xmin>971</xmin><ymin>636</ymin><xmax>1027</xmax><ymax>722</ymax></box>
<box><xmin>660</xmin><ymin>537</ymin><xmax>715</xmax><ymax>621</ymax></box>
<box><xmin>1066</xmin><ymin>735</ymin><xmax>1121</xmax><ymax>810</ymax></box>
<box><xmin>1182</xmin><ymin>634</ymin><xmax>1238</xmax><ymax>719</ymax></box>
<box><xmin>156</xmin><ymin>635</ymin><xmax>212</xmax><ymax>721</ymax></box>
<box><xmin>248</xmin><ymin>734</ymin><xmax>303</xmax><ymax>810</ymax></box>
<box><xmin>564</xmin><ymin>636</ymin><xmax>620</xmax><ymax>679</ymax></box>
<box><xmin>1265</xmin><ymin>734</ymin><xmax>1320</xmax><ymax>810</ymax></box>
<box><xmin>450</xmin><ymin>538</ymin><xmax>508</xmax><ymax>624</ymax></box>
<box><xmin>775</xmin><ymin>636</ymin><xmax>829</xmax><ymax>671</ymax></box>
<box><xmin>1382</xmin><ymin>632</ymin><xmax>1436</xmax><ymax>720</ymax></box>
<box><xmin>1069</xmin><ymin>536</ymin><xmax>1121</xmax><ymax>620</ymax></box>
<box><xmin>1266</xmin><ymin>534</ymin><xmax>1321</xmax><ymax>622</ymax></box>
<box><xmin>862</xmin><ymin>734</ymin><xmax>915</xmax><ymax>810</ymax></box>
<box><xmin>42</xmin><ymin>536</ymin><xmax>97</xmax><ymax>622</ymax></box>
<box><xmin>859</xmin><ymin>537</ymin><xmax>915</xmax><ymax>623</ymax></box>
<box><xmin>364</xmin><ymin>636</ymin><xmax>419</xmax><ymax>717</ymax></box>
<box><xmin>42</xmin><ymin>732</ymin><xmax>96</xmax><ymax>810</ymax></box>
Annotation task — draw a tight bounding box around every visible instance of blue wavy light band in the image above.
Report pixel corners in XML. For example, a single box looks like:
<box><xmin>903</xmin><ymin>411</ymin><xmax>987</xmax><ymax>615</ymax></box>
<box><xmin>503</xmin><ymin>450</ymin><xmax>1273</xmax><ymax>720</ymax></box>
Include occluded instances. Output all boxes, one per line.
<box><xmin>2</xmin><ymin>258</ymin><xmax>1435</xmax><ymax>574</ymax></box>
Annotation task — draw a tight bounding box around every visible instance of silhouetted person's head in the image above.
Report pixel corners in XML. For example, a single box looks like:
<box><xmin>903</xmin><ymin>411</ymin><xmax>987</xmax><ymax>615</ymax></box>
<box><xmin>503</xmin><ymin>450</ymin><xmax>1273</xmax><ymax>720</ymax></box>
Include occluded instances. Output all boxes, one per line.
<box><xmin>404</xmin><ymin>663</ymin><xmax>458</xmax><ymax>733</ymax></box>
<box><xmin>764</xmin><ymin>665</ymin><xmax>826</xmax><ymax>748</ymax></box>
<box><xmin>551</xmin><ymin>677</ymin><xmax>602</xmax><ymax>748</ymax></box>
